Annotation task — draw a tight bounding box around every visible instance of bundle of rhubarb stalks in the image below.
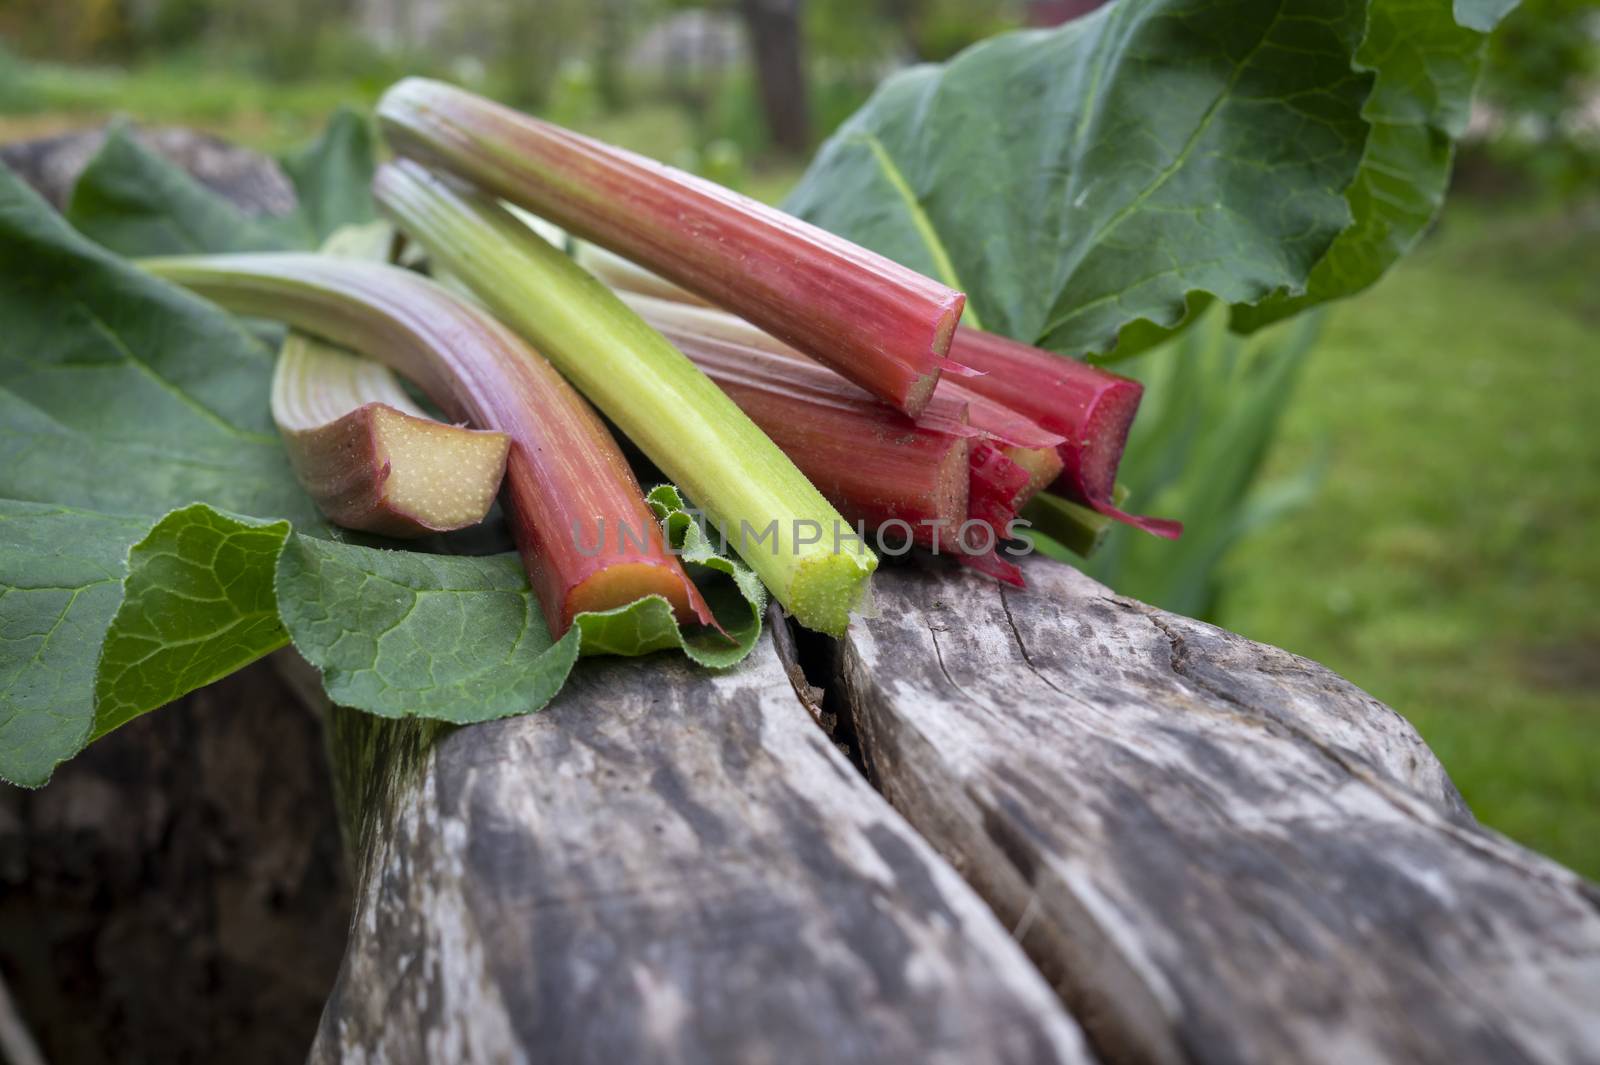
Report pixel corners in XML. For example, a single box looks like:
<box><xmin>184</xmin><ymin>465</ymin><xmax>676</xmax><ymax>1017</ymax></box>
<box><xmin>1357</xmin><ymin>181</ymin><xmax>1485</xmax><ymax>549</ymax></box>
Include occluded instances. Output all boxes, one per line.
<box><xmin>145</xmin><ymin>78</ymin><xmax>1178</xmax><ymax>643</ymax></box>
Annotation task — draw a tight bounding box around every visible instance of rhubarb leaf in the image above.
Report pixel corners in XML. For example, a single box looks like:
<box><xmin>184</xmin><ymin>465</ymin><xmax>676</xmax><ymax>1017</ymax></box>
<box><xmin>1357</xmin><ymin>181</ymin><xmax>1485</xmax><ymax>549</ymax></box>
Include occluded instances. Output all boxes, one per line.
<box><xmin>276</xmin><ymin>108</ymin><xmax>378</xmax><ymax>245</ymax></box>
<box><xmin>1232</xmin><ymin>0</ymin><xmax>1514</xmax><ymax>330</ymax></box>
<box><xmin>0</xmin><ymin>163</ymin><xmax>312</xmax><ymax>785</ymax></box>
<box><xmin>575</xmin><ymin>485</ymin><xmax>765</xmax><ymax>668</ymax></box>
<box><xmin>66</xmin><ymin>124</ymin><xmax>293</xmax><ymax>256</ymax></box>
<box><xmin>276</xmin><ymin>486</ymin><xmax>763</xmax><ymax>722</ymax></box>
<box><xmin>92</xmin><ymin>505</ymin><xmax>293</xmax><ymax>739</ymax></box>
<box><xmin>0</xmin><ymin>503</ymin><xmax>140</xmax><ymax>788</ymax></box>
<box><xmin>67</xmin><ymin>107</ymin><xmax>378</xmax><ymax>258</ymax></box>
<box><xmin>0</xmin><ymin>168</ymin><xmax>318</xmax><ymax>526</ymax></box>
<box><xmin>277</xmin><ymin>538</ymin><xmax>582</xmax><ymax>722</ymax></box>
<box><xmin>785</xmin><ymin>0</ymin><xmax>1504</xmax><ymax>359</ymax></box>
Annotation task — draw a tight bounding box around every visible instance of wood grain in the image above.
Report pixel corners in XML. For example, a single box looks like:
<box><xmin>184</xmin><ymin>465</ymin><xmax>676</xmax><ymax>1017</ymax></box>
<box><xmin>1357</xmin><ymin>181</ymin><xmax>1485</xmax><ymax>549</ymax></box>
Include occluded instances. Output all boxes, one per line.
<box><xmin>829</xmin><ymin>555</ymin><xmax>1600</xmax><ymax>1065</ymax></box>
<box><xmin>312</xmin><ymin>616</ymin><xmax>1092</xmax><ymax>1065</ymax></box>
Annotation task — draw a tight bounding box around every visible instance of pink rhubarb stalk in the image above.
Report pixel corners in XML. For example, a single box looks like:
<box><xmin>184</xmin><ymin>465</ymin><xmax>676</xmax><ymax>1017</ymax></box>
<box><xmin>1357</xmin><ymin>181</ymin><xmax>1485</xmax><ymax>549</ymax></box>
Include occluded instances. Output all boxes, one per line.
<box><xmin>376</xmin><ymin>77</ymin><xmax>968</xmax><ymax>416</ymax></box>
<box><xmin>143</xmin><ymin>253</ymin><xmax>711</xmax><ymax>637</ymax></box>
<box><xmin>642</xmin><ymin>297</ymin><xmax>1044</xmax><ymax>582</ymax></box>
<box><xmin>647</xmin><ymin>312</ymin><xmax>972</xmax><ymax>551</ymax></box>
<box><xmin>271</xmin><ymin>330</ymin><xmax>510</xmax><ymax>538</ymax></box>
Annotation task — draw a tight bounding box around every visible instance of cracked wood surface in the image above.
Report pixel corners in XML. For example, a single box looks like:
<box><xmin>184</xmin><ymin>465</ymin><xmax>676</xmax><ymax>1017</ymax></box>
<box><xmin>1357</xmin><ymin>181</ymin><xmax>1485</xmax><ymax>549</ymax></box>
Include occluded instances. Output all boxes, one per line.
<box><xmin>830</xmin><ymin>555</ymin><xmax>1600</xmax><ymax>1065</ymax></box>
<box><xmin>311</xmin><ymin>618</ymin><xmax>1091</xmax><ymax>1065</ymax></box>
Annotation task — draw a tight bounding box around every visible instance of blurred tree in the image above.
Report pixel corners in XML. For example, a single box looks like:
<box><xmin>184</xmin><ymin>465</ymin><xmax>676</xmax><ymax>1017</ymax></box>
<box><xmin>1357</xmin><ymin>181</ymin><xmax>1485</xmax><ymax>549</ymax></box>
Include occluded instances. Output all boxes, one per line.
<box><xmin>878</xmin><ymin>0</ymin><xmax>1022</xmax><ymax>61</ymax></box>
<box><xmin>594</xmin><ymin>0</ymin><xmax>633</xmax><ymax>111</ymax></box>
<box><xmin>737</xmin><ymin>0</ymin><xmax>811</xmax><ymax>155</ymax></box>
<box><xmin>1484</xmin><ymin>0</ymin><xmax>1598</xmax><ymax>122</ymax></box>
<box><xmin>1475</xmin><ymin>0</ymin><xmax>1599</xmax><ymax>195</ymax></box>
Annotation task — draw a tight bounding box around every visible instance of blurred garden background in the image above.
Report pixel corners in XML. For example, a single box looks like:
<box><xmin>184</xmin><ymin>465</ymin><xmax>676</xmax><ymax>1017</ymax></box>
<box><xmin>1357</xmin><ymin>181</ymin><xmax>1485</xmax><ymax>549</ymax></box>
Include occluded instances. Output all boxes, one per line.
<box><xmin>1</xmin><ymin>0</ymin><xmax>1596</xmax><ymax>876</ymax></box>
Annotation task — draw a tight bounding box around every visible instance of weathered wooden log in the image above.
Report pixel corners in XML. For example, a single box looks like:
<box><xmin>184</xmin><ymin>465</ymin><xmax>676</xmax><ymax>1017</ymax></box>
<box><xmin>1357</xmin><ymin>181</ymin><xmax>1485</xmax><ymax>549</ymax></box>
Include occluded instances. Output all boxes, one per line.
<box><xmin>828</xmin><ymin>555</ymin><xmax>1600</xmax><ymax>1065</ymax></box>
<box><xmin>0</xmin><ymin>665</ymin><xmax>350</xmax><ymax>1065</ymax></box>
<box><xmin>309</xmin><ymin>615</ymin><xmax>1093</xmax><ymax>1064</ymax></box>
<box><xmin>0</xmin><ymin>125</ymin><xmax>296</xmax><ymax>214</ymax></box>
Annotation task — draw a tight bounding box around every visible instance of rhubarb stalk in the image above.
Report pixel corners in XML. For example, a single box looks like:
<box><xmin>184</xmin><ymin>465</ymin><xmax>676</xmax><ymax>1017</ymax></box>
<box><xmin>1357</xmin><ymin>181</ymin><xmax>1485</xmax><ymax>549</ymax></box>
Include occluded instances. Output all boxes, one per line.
<box><xmin>948</xmin><ymin>327</ymin><xmax>1182</xmax><ymax>539</ymax></box>
<box><xmin>372</xmin><ymin>160</ymin><xmax>877</xmax><ymax>636</ymax></box>
<box><xmin>376</xmin><ymin>77</ymin><xmax>967</xmax><ymax>416</ymax></box>
<box><xmin>142</xmin><ymin>253</ymin><xmax>709</xmax><ymax>637</ymax></box>
<box><xmin>272</xmin><ymin>330</ymin><xmax>510</xmax><ymax>537</ymax></box>
<box><xmin>622</xmin><ymin>290</ymin><xmax>1060</xmax><ymax>504</ymax></box>
<box><xmin>621</xmin><ymin>292</ymin><xmax>1061</xmax><ymax>472</ymax></box>
<box><xmin>580</xmin><ymin>248</ymin><xmax>1165</xmax><ymax>539</ymax></box>
<box><xmin>632</xmin><ymin>292</ymin><xmax>1043</xmax><ymax>583</ymax></box>
<box><xmin>651</xmin><ymin>315</ymin><xmax>971</xmax><ymax>548</ymax></box>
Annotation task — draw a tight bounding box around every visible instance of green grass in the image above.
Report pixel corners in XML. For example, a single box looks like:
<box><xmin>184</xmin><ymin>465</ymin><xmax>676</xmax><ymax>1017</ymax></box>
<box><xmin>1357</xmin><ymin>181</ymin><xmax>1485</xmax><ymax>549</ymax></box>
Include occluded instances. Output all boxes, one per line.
<box><xmin>0</xmin><ymin>58</ymin><xmax>381</xmax><ymax>151</ymax></box>
<box><xmin>0</xmin><ymin>57</ymin><xmax>803</xmax><ymax>197</ymax></box>
<box><xmin>1218</xmin><ymin>202</ymin><xmax>1600</xmax><ymax>879</ymax></box>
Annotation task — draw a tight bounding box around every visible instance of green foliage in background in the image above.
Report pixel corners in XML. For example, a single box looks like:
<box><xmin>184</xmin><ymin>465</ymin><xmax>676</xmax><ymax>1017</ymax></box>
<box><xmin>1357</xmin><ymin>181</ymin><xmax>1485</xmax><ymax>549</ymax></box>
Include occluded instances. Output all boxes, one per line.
<box><xmin>1221</xmin><ymin>204</ymin><xmax>1600</xmax><ymax>878</ymax></box>
<box><xmin>1071</xmin><ymin>310</ymin><xmax>1324</xmax><ymax>622</ymax></box>
<box><xmin>1474</xmin><ymin>0</ymin><xmax>1600</xmax><ymax>196</ymax></box>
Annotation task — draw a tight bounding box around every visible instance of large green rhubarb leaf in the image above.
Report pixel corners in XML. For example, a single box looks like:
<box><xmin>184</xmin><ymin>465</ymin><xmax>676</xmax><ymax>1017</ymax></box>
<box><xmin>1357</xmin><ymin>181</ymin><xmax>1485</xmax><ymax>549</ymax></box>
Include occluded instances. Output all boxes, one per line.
<box><xmin>1233</xmin><ymin>0</ymin><xmax>1514</xmax><ymax>329</ymax></box>
<box><xmin>786</xmin><ymin>0</ymin><xmax>1513</xmax><ymax>359</ymax></box>
<box><xmin>92</xmin><ymin>506</ymin><xmax>294</xmax><ymax>739</ymax></box>
<box><xmin>0</xmin><ymin>164</ymin><xmax>313</xmax><ymax>785</ymax></box>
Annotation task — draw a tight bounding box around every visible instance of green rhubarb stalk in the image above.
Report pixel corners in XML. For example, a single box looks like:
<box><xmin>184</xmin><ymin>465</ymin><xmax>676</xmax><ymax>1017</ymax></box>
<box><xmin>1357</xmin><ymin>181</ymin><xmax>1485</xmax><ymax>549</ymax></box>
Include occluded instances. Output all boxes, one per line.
<box><xmin>1020</xmin><ymin>491</ymin><xmax>1119</xmax><ymax>558</ymax></box>
<box><xmin>374</xmin><ymin>160</ymin><xmax>877</xmax><ymax>635</ymax></box>
<box><xmin>272</xmin><ymin>330</ymin><xmax>510</xmax><ymax>537</ymax></box>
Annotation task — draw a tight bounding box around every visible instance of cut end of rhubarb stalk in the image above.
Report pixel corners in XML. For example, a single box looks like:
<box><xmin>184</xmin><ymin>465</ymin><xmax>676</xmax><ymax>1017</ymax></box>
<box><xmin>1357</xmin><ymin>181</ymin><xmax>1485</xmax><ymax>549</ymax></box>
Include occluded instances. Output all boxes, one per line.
<box><xmin>566</xmin><ymin>560</ymin><xmax>703</xmax><ymax>629</ymax></box>
<box><xmin>1061</xmin><ymin>374</ymin><xmax>1144</xmax><ymax>506</ymax></box>
<box><xmin>903</xmin><ymin>370</ymin><xmax>942</xmax><ymax>420</ymax></box>
<box><xmin>1000</xmin><ymin>445</ymin><xmax>1064</xmax><ymax>508</ymax></box>
<box><xmin>272</xmin><ymin>331</ymin><xmax>510</xmax><ymax>537</ymax></box>
<box><xmin>366</xmin><ymin>405</ymin><xmax>511</xmax><ymax>531</ymax></box>
<box><xmin>789</xmin><ymin>550</ymin><xmax>879</xmax><ymax>639</ymax></box>
<box><xmin>948</xmin><ymin>325</ymin><xmax>1179</xmax><ymax>540</ymax></box>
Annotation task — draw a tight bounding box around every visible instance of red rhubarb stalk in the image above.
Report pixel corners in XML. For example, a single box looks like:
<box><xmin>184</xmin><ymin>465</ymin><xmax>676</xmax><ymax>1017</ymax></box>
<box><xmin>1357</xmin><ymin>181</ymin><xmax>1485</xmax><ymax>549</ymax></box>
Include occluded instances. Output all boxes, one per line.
<box><xmin>646</xmin><ymin>301</ymin><xmax>1039</xmax><ymax>582</ymax></box>
<box><xmin>142</xmin><ymin>253</ymin><xmax>710</xmax><ymax>637</ymax></box>
<box><xmin>649</xmin><ymin>316</ymin><xmax>972</xmax><ymax>551</ymax></box>
<box><xmin>949</xmin><ymin>327</ymin><xmax>1182</xmax><ymax>539</ymax></box>
<box><xmin>376</xmin><ymin>77</ymin><xmax>968</xmax><ymax>416</ymax></box>
<box><xmin>618</xmin><ymin>292</ymin><xmax>1059</xmax><ymax>450</ymax></box>
<box><xmin>589</xmin><ymin>256</ymin><xmax>1169</xmax><ymax>539</ymax></box>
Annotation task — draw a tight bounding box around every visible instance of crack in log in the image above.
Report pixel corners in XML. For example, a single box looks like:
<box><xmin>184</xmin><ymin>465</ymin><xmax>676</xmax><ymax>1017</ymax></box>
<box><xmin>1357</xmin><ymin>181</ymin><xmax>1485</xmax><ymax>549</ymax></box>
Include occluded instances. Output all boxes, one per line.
<box><xmin>771</xmin><ymin>611</ymin><xmax>875</xmax><ymax>784</ymax></box>
<box><xmin>998</xmin><ymin>585</ymin><xmax>1070</xmax><ymax>698</ymax></box>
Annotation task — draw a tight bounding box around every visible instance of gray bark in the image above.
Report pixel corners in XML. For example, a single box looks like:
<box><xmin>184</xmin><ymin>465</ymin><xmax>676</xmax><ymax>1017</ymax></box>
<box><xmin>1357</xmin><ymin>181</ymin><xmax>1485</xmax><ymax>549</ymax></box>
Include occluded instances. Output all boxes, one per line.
<box><xmin>308</xmin><ymin>615</ymin><xmax>1091</xmax><ymax>1064</ymax></box>
<box><xmin>0</xmin><ymin>125</ymin><xmax>296</xmax><ymax>214</ymax></box>
<box><xmin>826</xmin><ymin>555</ymin><xmax>1600</xmax><ymax>1065</ymax></box>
